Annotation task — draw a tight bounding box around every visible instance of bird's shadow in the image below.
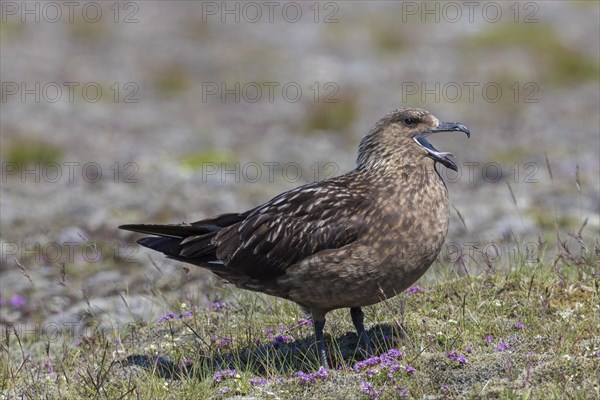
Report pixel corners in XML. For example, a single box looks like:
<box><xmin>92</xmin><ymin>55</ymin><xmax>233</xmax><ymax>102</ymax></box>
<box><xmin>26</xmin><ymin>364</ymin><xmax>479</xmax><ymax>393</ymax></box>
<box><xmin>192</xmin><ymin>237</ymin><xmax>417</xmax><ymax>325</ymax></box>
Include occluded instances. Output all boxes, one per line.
<box><xmin>120</xmin><ymin>323</ymin><xmax>404</xmax><ymax>379</ymax></box>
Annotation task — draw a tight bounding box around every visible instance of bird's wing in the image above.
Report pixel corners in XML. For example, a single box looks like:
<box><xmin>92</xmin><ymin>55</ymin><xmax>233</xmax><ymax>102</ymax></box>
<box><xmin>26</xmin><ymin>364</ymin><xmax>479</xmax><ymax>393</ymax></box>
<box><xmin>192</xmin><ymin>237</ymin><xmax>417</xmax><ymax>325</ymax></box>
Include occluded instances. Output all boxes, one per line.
<box><xmin>179</xmin><ymin>179</ymin><xmax>371</xmax><ymax>280</ymax></box>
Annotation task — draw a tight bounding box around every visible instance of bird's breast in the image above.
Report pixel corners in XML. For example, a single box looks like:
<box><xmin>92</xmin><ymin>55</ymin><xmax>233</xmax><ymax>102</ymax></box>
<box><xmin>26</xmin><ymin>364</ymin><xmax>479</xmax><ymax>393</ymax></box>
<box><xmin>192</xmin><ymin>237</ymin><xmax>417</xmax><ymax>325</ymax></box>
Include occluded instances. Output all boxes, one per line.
<box><xmin>366</xmin><ymin>166</ymin><xmax>450</xmax><ymax>292</ymax></box>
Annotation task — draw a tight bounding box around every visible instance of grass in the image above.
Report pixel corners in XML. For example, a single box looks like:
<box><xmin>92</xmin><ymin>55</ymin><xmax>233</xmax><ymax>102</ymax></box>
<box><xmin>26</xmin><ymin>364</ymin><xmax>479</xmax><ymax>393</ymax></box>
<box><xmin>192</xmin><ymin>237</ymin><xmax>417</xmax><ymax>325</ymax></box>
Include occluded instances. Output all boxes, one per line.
<box><xmin>1</xmin><ymin>232</ymin><xmax>598</xmax><ymax>399</ymax></box>
<box><xmin>179</xmin><ymin>149</ymin><xmax>238</xmax><ymax>172</ymax></box>
<box><xmin>153</xmin><ymin>64</ymin><xmax>192</xmax><ymax>98</ymax></box>
<box><xmin>303</xmin><ymin>95</ymin><xmax>359</xmax><ymax>135</ymax></box>
<box><xmin>470</xmin><ymin>24</ymin><xmax>600</xmax><ymax>86</ymax></box>
<box><xmin>2</xmin><ymin>137</ymin><xmax>63</xmax><ymax>172</ymax></box>
<box><xmin>1</xmin><ymin>155</ymin><xmax>598</xmax><ymax>398</ymax></box>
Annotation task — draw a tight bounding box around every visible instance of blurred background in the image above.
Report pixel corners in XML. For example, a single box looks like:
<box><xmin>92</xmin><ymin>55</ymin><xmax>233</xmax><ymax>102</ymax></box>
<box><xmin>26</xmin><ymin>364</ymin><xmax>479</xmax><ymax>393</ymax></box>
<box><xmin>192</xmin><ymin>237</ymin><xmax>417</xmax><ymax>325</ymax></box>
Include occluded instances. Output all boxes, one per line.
<box><xmin>1</xmin><ymin>2</ymin><xmax>598</xmax><ymax>334</ymax></box>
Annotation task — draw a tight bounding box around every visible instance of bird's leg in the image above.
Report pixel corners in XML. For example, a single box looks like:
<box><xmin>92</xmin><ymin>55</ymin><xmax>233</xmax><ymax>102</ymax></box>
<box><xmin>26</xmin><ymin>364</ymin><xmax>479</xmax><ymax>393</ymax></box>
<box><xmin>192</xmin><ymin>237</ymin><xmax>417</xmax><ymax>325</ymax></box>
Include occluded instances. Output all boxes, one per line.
<box><xmin>311</xmin><ymin>311</ymin><xmax>329</xmax><ymax>369</ymax></box>
<box><xmin>350</xmin><ymin>307</ymin><xmax>373</xmax><ymax>357</ymax></box>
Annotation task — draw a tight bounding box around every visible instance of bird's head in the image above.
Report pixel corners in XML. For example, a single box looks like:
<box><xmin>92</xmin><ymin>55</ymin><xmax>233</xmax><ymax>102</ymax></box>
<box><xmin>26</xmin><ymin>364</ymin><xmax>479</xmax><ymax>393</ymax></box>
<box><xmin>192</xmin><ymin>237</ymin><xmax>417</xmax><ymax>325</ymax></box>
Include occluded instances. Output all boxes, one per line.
<box><xmin>357</xmin><ymin>108</ymin><xmax>470</xmax><ymax>172</ymax></box>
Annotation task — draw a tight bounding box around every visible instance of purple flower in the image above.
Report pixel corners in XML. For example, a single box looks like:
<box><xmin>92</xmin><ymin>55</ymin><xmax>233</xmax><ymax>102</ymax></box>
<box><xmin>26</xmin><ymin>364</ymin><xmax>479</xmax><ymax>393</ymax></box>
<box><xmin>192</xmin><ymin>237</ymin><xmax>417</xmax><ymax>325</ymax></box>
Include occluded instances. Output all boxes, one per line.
<box><xmin>387</xmin><ymin>363</ymin><xmax>402</xmax><ymax>373</ymax></box>
<box><xmin>9</xmin><ymin>294</ymin><xmax>27</xmax><ymax>309</ymax></box>
<box><xmin>158</xmin><ymin>311</ymin><xmax>176</xmax><ymax>323</ymax></box>
<box><xmin>272</xmin><ymin>334</ymin><xmax>293</xmax><ymax>348</ymax></box>
<box><xmin>216</xmin><ymin>388</ymin><xmax>230</xmax><ymax>395</ymax></box>
<box><xmin>214</xmin><ymin>369</ymin><xmax>237</xmax><ymax>382</ymax></box>
<box><xmin>249</xmin><ymin>377</ymin><xmax>267</xmax><ymax>387</ymax></box>
<box><xmin>42</xmin><ymin>359</ymin><xmax>54</xmax><ymax>373</ymax></box>
<box><xmin>405</xmin><ymin>365</ymin><xmax>416</xmax><ymax>375</ymax></box>
<box><xmin>441</xmin><ymin>384</ymin><xmax>449</xmax><ymax>391</ymax></box>
<box><xmin>295</xmin><ymin>371</ymin><xmax>312</xmax><ymax>385</ymax></box>
<box><xmin>295</xmin><ymin>367</ymin><xmax>328</xmax><ymax>384</ymax></box>
<box><xmin>596</xmin><ymin>349</ymin><xmax>600</xmax><ymax>357</ymax></box>
<box><xmin>514</xmin><ymin>322</ymin><xmax>526</xmax><ymax>329</ymax></box>
<box><xmin>385</xmin><ymin>348</ymin><xmax>404</xmax><ymax>359</ymax></box>
<box><xmin>465</xmin><ymin>346</ymin><xmax>474</xmax><ymax>353</ymax></box>
<box><xmin>159</xmin><ymin>309</ymin><xmax>193</xmax><ymax>322</ymax></box>
<box><xmin>211</xmin><ymin>301</ymin><xmax>227</xmax><ymax>310</ymax></box>
<box><xmin>263</xmin><ymin>327</ymin><xmax>274</xmax><ymax>337</ymax></box>
<box><xmin>405</xmin><ymin>285</ymin><xmax>424</xmax><ymax>294</ymax></box>
<box><xmin>361</xmin><ymin>381</ymin><xmax>374</xmax><ymax>391</ymax></box>
<box><xmin>484</xmin><ymin>335</ymin><xmax>494</xmax><ymax>345</ymax></box>
<box><xmin>353</xmin><ymin>348</ymin><xmax>403</xmax><ymax>372</ymax></box>
<box><xmin>394</xmin><ymin>386</ymin><xmax>410</xmax><ymax>397</ymax></box>
<box><xmin>314</xmin><ymin>367</ymin><xmax>328</xmax><ymax>380</ymax></box>
<box><xmin>447</xmin><ymin>350</ymin><xmax>467</xmax><ymax>365</ymax></box>
<box><xmin>216</xmin><ymin>336</ymin><xmax>233</xmax><ymax>347</ymax></box>
<box><xmin>495</xmin><ymin>342</ymin><xmax>509</xmax><ymax>352</ymax></box>
<box><xmin>353</xmin><ymin>356</ymin><xmax>381</xmax><ymax>372</ymax></box>
<box><xmin>298</xmin><ymin>318</ymin><xmax>312</xmax><ymax>326</ymax></box>
<box><xmin>361</xmin><ymin>381</ymin><xmax>380</xmax><ymax>399</ymax></box>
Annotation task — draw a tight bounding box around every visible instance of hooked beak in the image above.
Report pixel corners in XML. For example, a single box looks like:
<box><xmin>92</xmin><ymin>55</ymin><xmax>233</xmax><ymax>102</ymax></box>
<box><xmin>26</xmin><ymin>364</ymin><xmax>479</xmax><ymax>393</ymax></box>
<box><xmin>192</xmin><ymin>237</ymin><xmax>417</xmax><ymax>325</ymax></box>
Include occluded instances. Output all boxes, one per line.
<box><xmin>414</xmin><ymin>122</ymin><xmax>470</xmax><ymax>171</ymax></box>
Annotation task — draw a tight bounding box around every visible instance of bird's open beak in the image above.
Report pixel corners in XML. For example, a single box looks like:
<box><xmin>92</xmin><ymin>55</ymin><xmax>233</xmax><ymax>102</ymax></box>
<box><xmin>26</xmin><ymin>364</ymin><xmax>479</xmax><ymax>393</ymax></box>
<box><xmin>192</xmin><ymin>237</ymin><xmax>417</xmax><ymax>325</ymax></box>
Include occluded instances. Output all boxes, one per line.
<box><xmin>414</xmin><ymin>122</ymin><xmax>470</xmax><ymax>171</ymax></box>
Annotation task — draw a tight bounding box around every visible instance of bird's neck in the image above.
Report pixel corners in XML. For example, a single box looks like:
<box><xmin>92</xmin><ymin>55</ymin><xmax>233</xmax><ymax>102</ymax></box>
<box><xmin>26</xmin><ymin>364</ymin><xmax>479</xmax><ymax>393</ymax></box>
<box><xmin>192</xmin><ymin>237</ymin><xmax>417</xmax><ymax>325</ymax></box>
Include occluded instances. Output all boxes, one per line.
<box><xmin>360</xmin><ymin>155</ymin><xmax>442</xmax><ymax>187</ymax></box>
<box><xmin>363</xmin><ymin>155</ymin><xmax>449</xmax><ymax>219</ymax></box>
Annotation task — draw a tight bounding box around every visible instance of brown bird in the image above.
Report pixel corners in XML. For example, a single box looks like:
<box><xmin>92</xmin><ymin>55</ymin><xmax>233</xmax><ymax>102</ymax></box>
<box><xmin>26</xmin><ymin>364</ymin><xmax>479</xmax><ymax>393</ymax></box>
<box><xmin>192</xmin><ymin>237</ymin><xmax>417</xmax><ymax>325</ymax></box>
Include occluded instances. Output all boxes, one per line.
<box><xmin>120</xmin><ymin>108</ymin><xmax>470</xmax><ymax>368</ymax></box>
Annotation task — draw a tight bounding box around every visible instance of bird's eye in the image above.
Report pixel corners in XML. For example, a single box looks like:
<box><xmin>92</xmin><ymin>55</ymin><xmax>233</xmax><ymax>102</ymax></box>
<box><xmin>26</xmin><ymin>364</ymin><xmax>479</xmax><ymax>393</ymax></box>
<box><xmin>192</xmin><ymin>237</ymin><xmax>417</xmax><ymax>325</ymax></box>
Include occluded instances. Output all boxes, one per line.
<box><xmin>404</xmin><ymin>118</ymin><xmax>418</xmax><ymax>126</ymax></box>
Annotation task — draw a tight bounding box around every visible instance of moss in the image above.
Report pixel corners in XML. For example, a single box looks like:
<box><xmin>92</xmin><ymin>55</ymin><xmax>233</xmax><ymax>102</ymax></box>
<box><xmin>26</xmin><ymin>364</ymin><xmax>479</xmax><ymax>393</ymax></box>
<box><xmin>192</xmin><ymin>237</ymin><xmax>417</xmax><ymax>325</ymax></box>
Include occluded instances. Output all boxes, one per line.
<box><xmin>489</xmin><ymin>146</ymin><xmax>532</xmax><ymax>165</ymax></box>
<box><xmin>370</xmin><ymin>22</ymin><xmax>407</xmax><ymax>54</ymax></box>
<box><xmin>303</xmin><ymin>95</ymin><xmax>358</xmax><ymax>134</ymax></box>
<box><xmin>179</xmin><ymin>149</ymin><xmax>237</xmax><ymax>171</ymax></box>
<box><xmin>68</xmin><ymin>17</ymin><xmax>108</xmax><ymax>39</ymax></box>
<box><xmin>3</xmin><ymin>137</ymin><xmax>63</xmax><ymax>171</ymax></box>
<box><xmin>154</xmin><ymin>64</ymin><xmax>191</xmax><ymax>97</ymax></box>
<box><xmin>471</xmin><ymin>24</ymin><xmax>600</xmax><ymax>86</ymax></box>
<box><xmin>527</xmin><ymin>208</ymin><xmax>578</xmax><ymax>231</ymax></box>
<box><xmin>0</xmin><ymin>20</ymin><xmax>25</xmax><ymax>41</ymax></box>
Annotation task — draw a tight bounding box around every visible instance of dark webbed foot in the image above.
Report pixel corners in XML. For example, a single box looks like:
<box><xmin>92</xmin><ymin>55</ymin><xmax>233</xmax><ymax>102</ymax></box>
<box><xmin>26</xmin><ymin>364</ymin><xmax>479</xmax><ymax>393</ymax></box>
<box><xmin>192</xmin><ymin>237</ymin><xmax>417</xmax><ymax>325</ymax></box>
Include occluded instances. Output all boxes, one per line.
<box><xmin>350</xmin><ymin>307</ymin><xmax>373</xmax><ymax>357</ymax></box>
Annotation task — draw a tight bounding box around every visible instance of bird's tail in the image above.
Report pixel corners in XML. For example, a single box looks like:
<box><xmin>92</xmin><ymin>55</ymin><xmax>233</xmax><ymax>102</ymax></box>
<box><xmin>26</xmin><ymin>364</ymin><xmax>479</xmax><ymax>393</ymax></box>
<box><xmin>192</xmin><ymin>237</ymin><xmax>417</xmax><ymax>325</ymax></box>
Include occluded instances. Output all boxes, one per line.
<box><xmin>119</xmin><ymin>211</ymin><xmax>250</xmax><ymax>264</ymax></box>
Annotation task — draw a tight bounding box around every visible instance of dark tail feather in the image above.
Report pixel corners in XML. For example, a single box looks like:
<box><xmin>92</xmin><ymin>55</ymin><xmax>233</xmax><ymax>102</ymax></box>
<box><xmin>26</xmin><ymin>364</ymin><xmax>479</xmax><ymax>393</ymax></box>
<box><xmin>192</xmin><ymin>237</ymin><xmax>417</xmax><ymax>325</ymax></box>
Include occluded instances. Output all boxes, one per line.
<box><xmin>119</xmin><ymin>224</ymin><xmax>212</xmax><ymax>239</ymax></box>
<box><xmin>119</xmin><ymin>212</ymin><xmax>251</xmax><ymax>239</ymax></box>
<box><xmin>123</xmin><ymin>228</ymin><xmax>221</xmax><ymax>267</ymax></box>
<box><xmin>136</xmin><ymin>235</ymin><xmax>222</xmax><ymax>265</ymax></box>
<box><xmin>137</xmin><ymin>236</ymin><xmax>184</xmax><ymax>258</ymax></box>
<box><xmin>120</xmin><ymin>212</ymin><xmax>251</xmax><ymax>265</ymax></box>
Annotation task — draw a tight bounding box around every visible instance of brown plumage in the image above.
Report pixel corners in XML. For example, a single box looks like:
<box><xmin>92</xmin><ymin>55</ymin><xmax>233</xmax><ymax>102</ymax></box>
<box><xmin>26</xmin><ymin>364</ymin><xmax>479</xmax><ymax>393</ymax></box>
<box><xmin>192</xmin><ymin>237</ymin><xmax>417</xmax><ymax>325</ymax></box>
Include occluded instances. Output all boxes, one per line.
<box><xmin>120</xmin><ymin>108</ymin><xmax>470</xmax><ymax>368</ymax></box>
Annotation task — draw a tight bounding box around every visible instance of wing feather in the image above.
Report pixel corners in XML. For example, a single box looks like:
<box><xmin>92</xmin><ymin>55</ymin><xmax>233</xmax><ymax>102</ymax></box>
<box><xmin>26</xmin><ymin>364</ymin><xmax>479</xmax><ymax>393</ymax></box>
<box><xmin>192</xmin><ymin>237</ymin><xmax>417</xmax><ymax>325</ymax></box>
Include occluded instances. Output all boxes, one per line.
<box><xmin>179</xmin><ymin>178</ymin><xmax>371</xmax><ymax>279</ymax></box>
